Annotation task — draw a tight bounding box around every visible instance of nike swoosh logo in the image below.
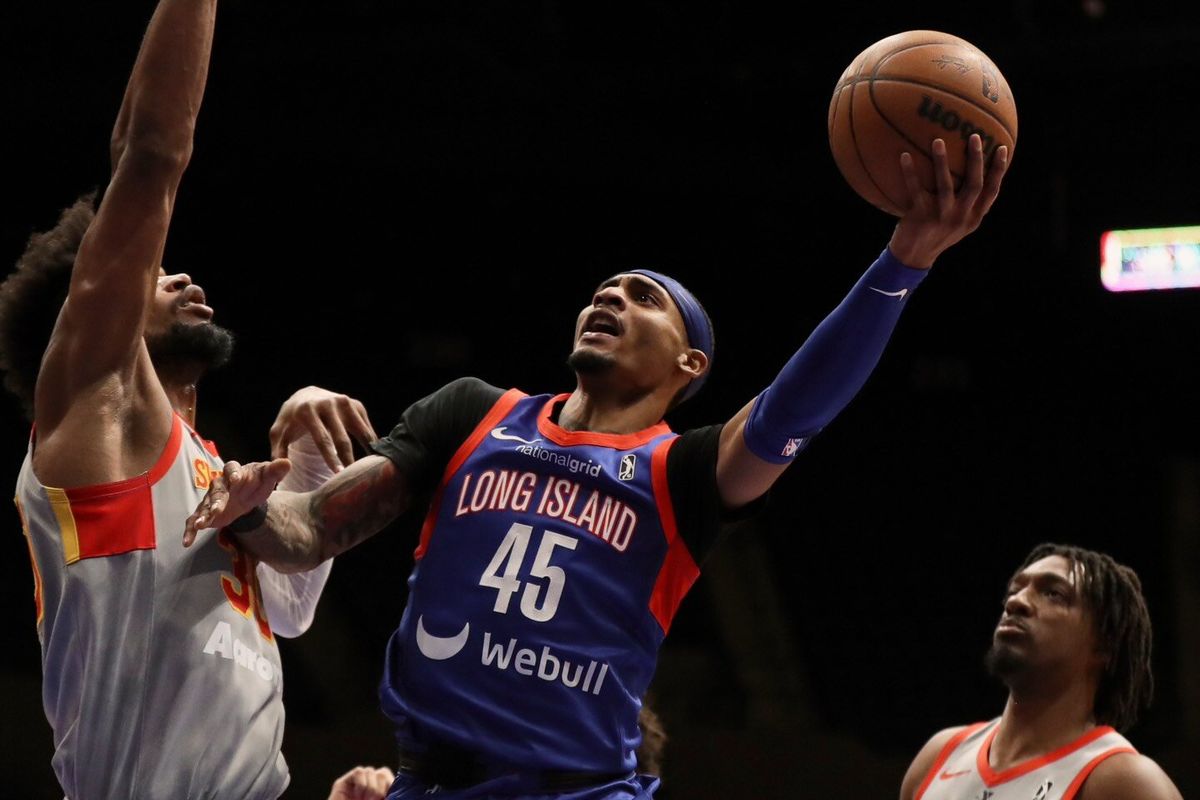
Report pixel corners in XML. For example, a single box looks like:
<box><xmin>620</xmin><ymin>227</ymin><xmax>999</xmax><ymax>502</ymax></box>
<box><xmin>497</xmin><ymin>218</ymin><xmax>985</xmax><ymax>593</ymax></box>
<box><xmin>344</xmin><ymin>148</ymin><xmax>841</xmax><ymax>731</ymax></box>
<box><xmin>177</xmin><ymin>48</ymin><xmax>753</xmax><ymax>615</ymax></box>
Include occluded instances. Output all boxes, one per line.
<box><xmin>869</xmin><ymin>286</ymin><xmax>909</xmax><ymax>299</ymax></box>
<box><xmin>490</xmin><ymin>427</ymin><xmax>542</xmax><ymax>445</ymax></box>
<box><xmin>939</xmin><ymin>769</ymin><xmax>971</xmax><ymax>781</ymax></box>
<box><xmin>415</xmin><ymin>616</ymin><xmax>470</xmax><ymax>660</ymax></box>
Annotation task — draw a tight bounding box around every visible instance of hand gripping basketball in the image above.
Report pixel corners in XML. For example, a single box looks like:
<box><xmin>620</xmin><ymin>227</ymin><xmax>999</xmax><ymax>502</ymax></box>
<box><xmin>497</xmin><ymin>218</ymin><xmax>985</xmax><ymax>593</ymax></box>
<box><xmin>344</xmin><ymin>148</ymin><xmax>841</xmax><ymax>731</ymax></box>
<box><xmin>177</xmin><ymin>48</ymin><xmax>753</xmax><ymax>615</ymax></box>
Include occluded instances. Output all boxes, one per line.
<box><xmin>828</xmin><ymin>29</ymin><xmax>1017</xmax><ymax>216</ymax></box>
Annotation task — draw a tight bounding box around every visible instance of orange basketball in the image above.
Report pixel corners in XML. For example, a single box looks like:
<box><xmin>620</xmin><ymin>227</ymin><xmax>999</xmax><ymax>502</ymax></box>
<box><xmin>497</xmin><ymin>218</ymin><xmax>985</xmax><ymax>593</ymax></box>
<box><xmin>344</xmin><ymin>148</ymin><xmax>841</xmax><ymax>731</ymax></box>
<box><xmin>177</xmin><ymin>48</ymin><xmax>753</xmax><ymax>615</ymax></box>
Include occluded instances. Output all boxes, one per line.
<box><xmin>828</xmin><ymin>30</ymin><xmax>1018</xmax><ymax>216</ymax></box>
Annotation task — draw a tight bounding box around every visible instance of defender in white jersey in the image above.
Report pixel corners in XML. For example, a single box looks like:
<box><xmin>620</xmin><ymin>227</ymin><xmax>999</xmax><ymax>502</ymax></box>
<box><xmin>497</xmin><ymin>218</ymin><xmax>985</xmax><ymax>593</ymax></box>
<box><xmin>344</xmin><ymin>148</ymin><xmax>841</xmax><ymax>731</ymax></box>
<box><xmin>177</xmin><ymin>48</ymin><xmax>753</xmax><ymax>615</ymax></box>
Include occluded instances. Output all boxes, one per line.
<box><xmin>0</xmin><ymin>0</ymin><xmax>377</xmax><ymax>795</ymax></box>
<box><xmin>900</xmin><ymin>543</ymin><xmax>1182</xmax><ymax>800</ymax></box>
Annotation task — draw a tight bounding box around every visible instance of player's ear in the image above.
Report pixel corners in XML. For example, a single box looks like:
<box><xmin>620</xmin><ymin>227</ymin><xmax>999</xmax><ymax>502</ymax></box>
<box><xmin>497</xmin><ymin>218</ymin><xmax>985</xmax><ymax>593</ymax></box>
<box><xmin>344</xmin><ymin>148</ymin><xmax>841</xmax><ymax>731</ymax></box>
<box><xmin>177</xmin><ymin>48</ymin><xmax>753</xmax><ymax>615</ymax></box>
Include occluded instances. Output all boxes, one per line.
<box><xmin>678</xmin><ymin>349</ymin><xmax>708</xmax><ymax>381</ymax></box>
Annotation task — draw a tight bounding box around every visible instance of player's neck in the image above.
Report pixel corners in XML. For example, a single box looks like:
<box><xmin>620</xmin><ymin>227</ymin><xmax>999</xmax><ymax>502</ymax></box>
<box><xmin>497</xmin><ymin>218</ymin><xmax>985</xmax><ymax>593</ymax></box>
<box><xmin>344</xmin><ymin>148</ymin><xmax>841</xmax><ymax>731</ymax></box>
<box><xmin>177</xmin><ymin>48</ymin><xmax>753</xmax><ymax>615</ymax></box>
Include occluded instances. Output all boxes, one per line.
<box><xmin>992</xmin><ymin>681</ymin><xmax>1099</xmax><ymax>769</ymax></box>
<box><xmin>162</xmin><ymin>380</ymin><xmax>199</xmax><ymax>428</ymax></box>
<box><xmin>559</xmin><ymin>386</ymin><xmax>668</xmax><ymax>435</ymax></box>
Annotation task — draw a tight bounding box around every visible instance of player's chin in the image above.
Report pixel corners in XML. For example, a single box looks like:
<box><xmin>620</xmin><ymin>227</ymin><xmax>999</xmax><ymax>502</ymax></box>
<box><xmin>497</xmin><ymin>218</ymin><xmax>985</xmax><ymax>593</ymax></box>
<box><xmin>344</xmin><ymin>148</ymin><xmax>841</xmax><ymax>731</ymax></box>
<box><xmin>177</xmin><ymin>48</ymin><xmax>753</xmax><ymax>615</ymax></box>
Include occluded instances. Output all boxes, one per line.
<box><xmin>567</xmin><ymin>345</ymin><xmax>616</xmax><ymax>375</ymax></box>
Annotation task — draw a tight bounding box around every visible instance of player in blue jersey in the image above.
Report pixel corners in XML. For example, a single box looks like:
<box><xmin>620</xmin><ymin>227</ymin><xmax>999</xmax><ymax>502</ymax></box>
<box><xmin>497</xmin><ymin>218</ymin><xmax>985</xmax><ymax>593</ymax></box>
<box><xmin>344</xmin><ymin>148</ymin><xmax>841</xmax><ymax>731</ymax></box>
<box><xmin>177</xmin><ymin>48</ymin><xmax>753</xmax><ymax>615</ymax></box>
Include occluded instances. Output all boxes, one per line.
<box><xmin>185</xmin><ymin>133</ymin><xmax>1009</xmax><ymax>799</ymax></box>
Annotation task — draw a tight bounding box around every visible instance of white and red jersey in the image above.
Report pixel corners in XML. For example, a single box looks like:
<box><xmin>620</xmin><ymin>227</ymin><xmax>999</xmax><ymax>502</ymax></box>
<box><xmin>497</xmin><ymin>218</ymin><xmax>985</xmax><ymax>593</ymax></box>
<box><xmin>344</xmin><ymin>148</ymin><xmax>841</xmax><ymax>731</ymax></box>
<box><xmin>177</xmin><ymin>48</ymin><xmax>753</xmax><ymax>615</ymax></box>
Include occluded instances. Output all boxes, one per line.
<box><xmin>14</xmin><ymin>414</ymin><xmax>288</xmax><ymax>800</ymax></box>
<box><xmin>916</xmin><ymin>718</ymin><xmax>1136</xmax><ymax>800</ymax></box>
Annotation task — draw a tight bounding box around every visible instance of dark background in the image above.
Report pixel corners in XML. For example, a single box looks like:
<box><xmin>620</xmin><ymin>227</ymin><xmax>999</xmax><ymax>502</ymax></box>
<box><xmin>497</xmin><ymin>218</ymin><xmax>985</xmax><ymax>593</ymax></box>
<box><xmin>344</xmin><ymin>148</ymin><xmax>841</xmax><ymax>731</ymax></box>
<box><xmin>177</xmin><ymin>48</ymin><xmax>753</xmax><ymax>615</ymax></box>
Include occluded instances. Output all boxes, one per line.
<box><xmin>2</xmin><ymin>1</ymin><xmax>1199</xmax><ymax>797</ymax></box>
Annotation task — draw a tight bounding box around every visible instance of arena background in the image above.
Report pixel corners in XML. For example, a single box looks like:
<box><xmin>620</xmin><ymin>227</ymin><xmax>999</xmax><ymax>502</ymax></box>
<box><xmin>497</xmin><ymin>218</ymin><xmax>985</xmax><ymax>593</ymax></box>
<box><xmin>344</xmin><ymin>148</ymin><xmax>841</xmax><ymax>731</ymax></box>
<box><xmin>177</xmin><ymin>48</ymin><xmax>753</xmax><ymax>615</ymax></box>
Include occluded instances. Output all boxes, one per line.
<box><xmin>2</xmin><ymin>1</ymin><xmax>1199</xmax><ymax>797</ymax></box>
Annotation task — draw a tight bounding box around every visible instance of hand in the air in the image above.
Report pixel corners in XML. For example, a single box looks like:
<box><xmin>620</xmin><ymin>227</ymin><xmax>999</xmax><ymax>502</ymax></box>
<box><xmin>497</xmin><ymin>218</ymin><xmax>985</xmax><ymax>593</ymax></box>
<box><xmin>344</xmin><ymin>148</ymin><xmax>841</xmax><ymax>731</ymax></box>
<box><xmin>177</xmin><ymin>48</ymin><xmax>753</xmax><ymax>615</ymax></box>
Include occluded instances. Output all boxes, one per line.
<box><xmin>269</xmin><ymin>386</ymin><xmax>378</xmax><ymax>472</ymax></box>
<box><xmin>888</xmin><ymin>133</ymin><xmax>1009</xmax><ymax>268</ymax></box>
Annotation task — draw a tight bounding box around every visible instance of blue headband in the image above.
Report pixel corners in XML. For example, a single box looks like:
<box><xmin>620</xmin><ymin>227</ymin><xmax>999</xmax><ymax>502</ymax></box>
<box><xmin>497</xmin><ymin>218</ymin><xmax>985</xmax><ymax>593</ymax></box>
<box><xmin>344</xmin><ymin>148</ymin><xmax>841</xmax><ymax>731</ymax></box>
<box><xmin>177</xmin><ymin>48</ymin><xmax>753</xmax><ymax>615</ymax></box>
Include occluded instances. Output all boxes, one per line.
<box><xmin>627</xmin><ymin>269</ymin><xmax>714</xmax><ymax>401</ymax></box>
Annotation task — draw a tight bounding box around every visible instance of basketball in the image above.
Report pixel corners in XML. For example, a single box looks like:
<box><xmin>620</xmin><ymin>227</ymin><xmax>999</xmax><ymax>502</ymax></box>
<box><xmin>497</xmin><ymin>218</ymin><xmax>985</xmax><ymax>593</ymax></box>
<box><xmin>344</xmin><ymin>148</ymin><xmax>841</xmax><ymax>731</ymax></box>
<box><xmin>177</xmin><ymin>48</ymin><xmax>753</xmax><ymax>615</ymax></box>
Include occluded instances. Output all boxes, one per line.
<box><xmin>827</xmin><ymin>30</ymin><xmax>1018</xmax><ymax>216</ymax></box>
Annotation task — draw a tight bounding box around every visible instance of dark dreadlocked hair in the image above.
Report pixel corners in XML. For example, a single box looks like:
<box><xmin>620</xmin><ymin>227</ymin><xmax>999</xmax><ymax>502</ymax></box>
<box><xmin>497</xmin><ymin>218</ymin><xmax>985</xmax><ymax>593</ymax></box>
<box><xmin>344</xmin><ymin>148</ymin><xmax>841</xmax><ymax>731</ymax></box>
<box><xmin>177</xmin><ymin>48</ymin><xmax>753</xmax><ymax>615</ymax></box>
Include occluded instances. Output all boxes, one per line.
<box><xmin>0</xmin><ymin>193</ymin><xmax>97</xmax><ymax>422</ymax></box>
<box><xmin>1015</xmin><ymin>542</ymin><xmax>1154</xmax><ymax>732</ymax></box>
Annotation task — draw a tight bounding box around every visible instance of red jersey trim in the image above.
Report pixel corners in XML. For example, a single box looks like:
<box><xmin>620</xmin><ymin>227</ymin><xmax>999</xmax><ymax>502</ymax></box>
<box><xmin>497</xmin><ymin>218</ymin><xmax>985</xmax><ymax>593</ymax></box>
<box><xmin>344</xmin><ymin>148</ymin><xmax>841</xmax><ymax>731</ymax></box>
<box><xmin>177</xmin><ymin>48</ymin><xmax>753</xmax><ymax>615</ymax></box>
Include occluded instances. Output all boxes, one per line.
<box><xmin>914</xmin><ymin>722</ymin><xmax>990</xmax><ymax>800</ymax></box>
<box><xmin>196</xmin><ymin>433</ymin><xmax>220</xmax><ymax>458</ymax></box>
<box><xmin>42</xmin><ymin>415</ymin><xmax>186</xmax><ymax>563</ymax></box>
<box><xmin>414</xmin><ymin>388</ymin><xmax>527</xmax><ymax>560</ymax></box>
<box><xmin>55</xmin><ymin>414</ymin><xmax>185</xmax><ymax>501</ymax></box>
<box><xmin>536</xmin><ymin>394</ymin><xmax>672</xmax><ymax>449</ymax></box>
<box><xmin>647</xmin><ymin>437</ymin><xmax>698</xmax><ymax>633</ymax></box>
<box><xmin>978</xmin><ymin>724</ymin><xmax>1118</xmax><ymax>787</ymax></box>
<box><xmin>1061</xmin><ymin>747</ymin><xmax>1137</xmax><ymax>800</ymax></box>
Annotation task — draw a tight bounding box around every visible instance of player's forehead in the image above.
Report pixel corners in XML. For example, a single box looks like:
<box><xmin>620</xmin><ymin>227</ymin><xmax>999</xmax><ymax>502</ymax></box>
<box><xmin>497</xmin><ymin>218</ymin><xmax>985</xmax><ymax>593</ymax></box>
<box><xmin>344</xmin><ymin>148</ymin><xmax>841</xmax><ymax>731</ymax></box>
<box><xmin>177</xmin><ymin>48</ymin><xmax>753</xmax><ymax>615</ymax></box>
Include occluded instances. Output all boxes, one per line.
<box><xmin>1012</xmin><ymin>555</ymin><xmax>1080</xmax><ymax>587</ymax></box>
<box><xmin>596</xmin><ymin>273</ymin><xmax>674</xmax><ymax>305</ymax></box>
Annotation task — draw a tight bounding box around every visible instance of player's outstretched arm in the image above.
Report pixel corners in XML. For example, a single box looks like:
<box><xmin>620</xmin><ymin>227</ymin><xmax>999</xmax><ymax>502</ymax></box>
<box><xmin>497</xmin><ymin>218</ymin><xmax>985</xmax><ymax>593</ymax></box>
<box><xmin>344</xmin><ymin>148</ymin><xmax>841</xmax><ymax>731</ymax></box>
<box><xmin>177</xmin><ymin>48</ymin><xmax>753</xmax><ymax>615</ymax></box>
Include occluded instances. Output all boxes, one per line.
<box><xmin>37</xmin><ymin>0</ymin><xmax>219</xmax><ymax>431</ymax></box>
<box><xmin>714</xmin><ymin>134</ymin><xmax>1010</xmax><ymax>510</ymax></box>
<box><xmin>184</xmin><ymin>455</ymin><xmax>413</xmax><ymax>573</ymax></box>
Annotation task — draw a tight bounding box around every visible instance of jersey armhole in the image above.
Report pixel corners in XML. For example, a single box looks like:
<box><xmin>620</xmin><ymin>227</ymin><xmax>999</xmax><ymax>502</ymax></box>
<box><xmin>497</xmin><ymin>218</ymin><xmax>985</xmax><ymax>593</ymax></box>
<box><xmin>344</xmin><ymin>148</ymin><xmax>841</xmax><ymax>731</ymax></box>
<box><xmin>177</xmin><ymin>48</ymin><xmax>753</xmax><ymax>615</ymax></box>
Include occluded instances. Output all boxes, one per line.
<box><xmin>1061</xmin><ymin>747</ymin><xmax>1138</xmax><ymax>800</ymax></box>
<box><xmin>914</xmin><ymin>722</ymin><xmax>990</xmax><ymax>800</ymax></box>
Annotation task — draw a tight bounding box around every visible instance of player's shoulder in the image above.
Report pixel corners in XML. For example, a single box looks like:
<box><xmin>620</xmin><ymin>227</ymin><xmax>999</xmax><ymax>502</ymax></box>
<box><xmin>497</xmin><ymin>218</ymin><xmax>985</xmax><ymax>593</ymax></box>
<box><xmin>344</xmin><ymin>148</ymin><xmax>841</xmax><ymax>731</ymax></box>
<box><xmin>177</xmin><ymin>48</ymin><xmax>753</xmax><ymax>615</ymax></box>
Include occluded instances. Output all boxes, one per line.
<box><xmin>1077</xmin><ymin>750</ymin><xmax>1183</xmax><ymax>800</ymax></box>
<box><xmin>912</xmin><ymin>724</ymin><xmax>976</xmax><ymax>763</ymax></box>
<box><xmin>899</xmin><ymin>724</ymin><xmax>982</xmax><ymax>800</ymax></box>
<box><xmin>423</xmin><ymin>376</ymin><xmax>509</xmax><ymax>411</ymax></box>
<box><xmin>439</xmin><ymin>376</ymin><xmax>507</xmax><ymax>398</ymax></box>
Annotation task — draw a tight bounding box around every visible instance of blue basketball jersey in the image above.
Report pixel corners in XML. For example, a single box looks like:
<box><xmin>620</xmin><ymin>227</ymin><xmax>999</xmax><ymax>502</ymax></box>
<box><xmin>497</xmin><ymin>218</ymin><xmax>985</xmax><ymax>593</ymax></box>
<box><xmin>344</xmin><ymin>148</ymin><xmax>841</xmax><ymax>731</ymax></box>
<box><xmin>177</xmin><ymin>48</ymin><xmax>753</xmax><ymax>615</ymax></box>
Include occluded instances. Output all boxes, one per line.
<box><xmin>379</xmin><ymin>389</ymin><xmax>701</xmax><ymax>773</ymax></box>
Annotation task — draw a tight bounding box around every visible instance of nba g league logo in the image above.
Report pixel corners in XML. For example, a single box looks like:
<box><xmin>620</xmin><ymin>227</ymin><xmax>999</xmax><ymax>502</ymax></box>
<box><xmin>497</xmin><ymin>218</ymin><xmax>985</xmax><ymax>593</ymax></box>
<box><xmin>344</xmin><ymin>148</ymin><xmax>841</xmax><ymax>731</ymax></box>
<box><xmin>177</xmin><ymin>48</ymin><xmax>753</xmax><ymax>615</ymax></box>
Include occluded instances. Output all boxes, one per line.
<box><xmin>619</xmin><ymin>454</ymin><xmax>636</xmax><ymax>482</ymax></box>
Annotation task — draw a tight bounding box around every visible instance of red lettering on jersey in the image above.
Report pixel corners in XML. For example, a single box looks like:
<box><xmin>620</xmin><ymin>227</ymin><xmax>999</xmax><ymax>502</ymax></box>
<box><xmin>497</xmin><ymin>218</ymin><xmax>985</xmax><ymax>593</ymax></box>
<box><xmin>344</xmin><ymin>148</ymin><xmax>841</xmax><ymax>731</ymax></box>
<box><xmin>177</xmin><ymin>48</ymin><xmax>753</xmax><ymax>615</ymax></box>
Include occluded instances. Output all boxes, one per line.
<box><xmin>193</xmin><ymin>459</ymin><xmax>219</xmax><ymax>490</ymax></box>
<box><xmin>217</xmin><ymin>531</ymin><xmax>273</xmax><ymax>642</ymax></box>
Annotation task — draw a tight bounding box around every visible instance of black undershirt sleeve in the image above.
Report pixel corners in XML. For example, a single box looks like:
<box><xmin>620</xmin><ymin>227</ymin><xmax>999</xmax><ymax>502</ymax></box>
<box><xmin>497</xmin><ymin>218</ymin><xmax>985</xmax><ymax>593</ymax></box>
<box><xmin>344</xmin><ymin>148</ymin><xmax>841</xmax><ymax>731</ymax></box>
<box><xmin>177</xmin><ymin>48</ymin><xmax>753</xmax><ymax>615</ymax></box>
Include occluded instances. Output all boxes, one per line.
<box><xmin>665</xmin><ymin>424</ymin><xmax>767</xmax><ymax>566</ymax></box>
<box><xmin>372</xmin><ymin>385</ymin><xmax>761</xmax><ymax>564</ymax></box>
<box><xmin>368</xmin><ymin>377</ymin><xmax>506</xmax><ymax>497</ymax></box>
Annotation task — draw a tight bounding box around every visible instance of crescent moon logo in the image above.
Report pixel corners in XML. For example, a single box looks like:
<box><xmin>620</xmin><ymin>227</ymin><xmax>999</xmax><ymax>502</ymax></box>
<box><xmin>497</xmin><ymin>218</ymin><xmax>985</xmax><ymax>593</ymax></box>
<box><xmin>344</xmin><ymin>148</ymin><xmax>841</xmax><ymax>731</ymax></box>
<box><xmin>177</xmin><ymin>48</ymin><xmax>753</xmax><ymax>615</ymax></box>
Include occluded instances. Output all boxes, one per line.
<box><xmin>415</xmin><ymin>615</ymin><xmax>470</xmax><ymax>660</ymax></box>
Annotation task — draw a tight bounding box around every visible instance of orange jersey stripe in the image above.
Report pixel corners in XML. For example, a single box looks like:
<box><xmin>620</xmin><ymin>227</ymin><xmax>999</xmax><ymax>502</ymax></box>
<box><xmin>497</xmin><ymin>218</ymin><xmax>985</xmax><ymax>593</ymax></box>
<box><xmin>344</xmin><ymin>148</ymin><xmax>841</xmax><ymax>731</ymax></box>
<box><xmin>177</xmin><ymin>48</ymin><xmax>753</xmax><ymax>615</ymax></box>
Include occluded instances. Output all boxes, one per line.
<box><xmin>914</xmin><ymin>722</ymin><xmax>989</xmax><ymax>800</ymax></box>
<box><xmin>1061</xmin><ymin>747</ymin><xmax>1136</xmax><ymax>800</ymax></box>
<box><xmin>415</xmin><ymin>389</ymin><xmax>527</xmax><ymax>560</ymax></box>
<box><xmin>536</xmin><ymin>393</ymin><xmax>672</xmax><ymax>449</ymax></box>
<box><xmin>647</xmin><ymin>437</ymin><xmax>697</xmax><ymax>633</ymax></box>
<box><xmin>977</xmin><ymin>723</ymin><xmax>1117</xmax><ymax>786</ymax></box>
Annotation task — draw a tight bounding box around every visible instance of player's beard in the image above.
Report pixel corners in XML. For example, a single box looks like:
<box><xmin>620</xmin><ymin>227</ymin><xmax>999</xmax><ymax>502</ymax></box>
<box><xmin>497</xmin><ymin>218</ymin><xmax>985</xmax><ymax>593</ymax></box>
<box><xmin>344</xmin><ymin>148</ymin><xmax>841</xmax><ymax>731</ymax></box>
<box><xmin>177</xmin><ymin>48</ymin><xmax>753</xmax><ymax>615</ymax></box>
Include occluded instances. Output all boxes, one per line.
<box><xmin>147</xmin><ymin>321</ymin><xmax>235</xmax><ymax>377</ymax></box>
<box><xmin>984</xmin><ymin>640</ymin><xmax>1027</xmax><ymax>684</ymax></box>
<box><xmin>567</xmin><ymin>347</ymin><xmax>615</xmax><ymax>375</ymax></box>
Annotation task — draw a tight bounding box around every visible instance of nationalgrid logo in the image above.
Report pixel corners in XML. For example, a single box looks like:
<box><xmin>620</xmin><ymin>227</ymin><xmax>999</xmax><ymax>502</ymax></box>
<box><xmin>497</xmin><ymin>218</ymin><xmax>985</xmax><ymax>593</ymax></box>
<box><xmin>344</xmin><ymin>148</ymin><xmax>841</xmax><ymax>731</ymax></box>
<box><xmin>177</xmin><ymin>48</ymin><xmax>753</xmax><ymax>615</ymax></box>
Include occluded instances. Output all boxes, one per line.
<box><xmin>492</xmin><ymin>427</ymin><xmax>604</xmax><ymax>477</ymax></box>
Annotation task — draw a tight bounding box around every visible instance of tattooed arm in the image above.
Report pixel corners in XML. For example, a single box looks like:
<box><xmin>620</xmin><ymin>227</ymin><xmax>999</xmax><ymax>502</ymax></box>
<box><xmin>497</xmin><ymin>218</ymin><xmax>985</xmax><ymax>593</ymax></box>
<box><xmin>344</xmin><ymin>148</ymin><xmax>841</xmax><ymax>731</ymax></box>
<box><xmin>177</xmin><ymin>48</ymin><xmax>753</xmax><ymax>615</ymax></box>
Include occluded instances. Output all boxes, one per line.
<box><xmin>183</xmin><ymin>455</ymin><xmax>412</xmax><ymax>572</ymax></box>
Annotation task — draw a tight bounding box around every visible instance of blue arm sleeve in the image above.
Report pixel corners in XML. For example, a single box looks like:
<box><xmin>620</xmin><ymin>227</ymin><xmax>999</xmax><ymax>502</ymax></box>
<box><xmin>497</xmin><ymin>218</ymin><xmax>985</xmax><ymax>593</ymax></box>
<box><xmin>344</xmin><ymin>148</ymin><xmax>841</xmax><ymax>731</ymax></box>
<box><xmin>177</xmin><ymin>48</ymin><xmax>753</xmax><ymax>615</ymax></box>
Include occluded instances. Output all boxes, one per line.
<box><xmin>742</xmin><ymin>247</ymin><xmax>929</xmax><ymax>464</ymax></box>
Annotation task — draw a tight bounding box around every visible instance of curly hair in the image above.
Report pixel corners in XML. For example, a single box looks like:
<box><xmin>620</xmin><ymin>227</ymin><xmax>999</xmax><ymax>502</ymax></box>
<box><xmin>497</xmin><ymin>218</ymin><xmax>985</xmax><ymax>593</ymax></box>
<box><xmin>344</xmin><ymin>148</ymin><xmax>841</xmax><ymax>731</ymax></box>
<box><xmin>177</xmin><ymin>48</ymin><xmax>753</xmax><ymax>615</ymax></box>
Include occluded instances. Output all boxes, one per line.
<box><xmin>0</xmin><ymin>192</ymin><xmax>96</xmax><ymax>421</ymax></box>
<box><xmin>1016</xmin><ymin>542</ymin><xmax>1155</xmax><ymax>732</ymax></box>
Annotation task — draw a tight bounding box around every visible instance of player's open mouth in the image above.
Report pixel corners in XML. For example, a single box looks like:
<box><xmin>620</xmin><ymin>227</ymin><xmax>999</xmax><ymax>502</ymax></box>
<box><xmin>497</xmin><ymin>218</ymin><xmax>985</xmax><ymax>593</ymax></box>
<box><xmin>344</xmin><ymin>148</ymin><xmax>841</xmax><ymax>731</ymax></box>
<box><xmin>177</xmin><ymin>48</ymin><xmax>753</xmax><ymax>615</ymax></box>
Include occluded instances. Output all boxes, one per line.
<box><xmin>581</xmin><ymin>309</ymin><xmax>622</xmax><ymax>340</ymax></box>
